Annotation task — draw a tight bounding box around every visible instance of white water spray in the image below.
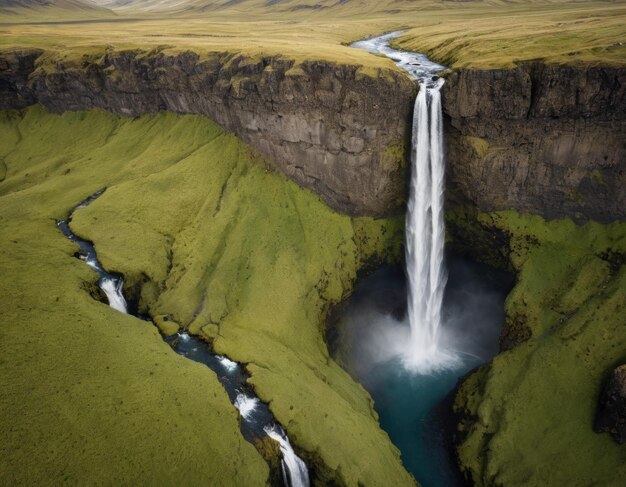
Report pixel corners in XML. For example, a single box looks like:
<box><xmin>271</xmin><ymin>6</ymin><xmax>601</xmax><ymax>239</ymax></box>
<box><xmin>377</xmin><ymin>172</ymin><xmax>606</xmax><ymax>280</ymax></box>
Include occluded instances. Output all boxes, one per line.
<box><xmin>100</xmin><ymin>277</ymin><xmax>128</xmax><ymax>313</ymax></box>
<box><xmin>265</xmin><ymin>424</ymin><xmax>310</xmax><ymax>487</ymax></box>
<box><xmin>234</xmin><ymin>393</ymin><xmax>260</xmax><ymax>420</ymax></box>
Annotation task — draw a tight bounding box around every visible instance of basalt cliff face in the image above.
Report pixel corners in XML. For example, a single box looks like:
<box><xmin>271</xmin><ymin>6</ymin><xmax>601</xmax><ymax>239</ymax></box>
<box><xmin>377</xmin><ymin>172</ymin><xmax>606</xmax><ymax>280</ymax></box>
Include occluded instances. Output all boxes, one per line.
<box><xmin>0</xmin><ymin>47</ymin><xmax>415</xmax><ymax>216</ymax></box>
<box><xmin>442</xmin><ymin>64</ymin><xmax>626</xmax><ymax>223</ymax></box>
<box><xmin>2</xmin><ymin>48</ymin><xmax>625</xmax><ymax>222</ymax></box>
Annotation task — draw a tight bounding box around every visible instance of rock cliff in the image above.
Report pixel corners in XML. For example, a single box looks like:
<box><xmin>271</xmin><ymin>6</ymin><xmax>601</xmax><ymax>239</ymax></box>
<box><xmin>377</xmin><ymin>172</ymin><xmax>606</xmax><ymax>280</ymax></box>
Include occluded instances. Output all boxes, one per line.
<box><xmin>2</xmin><ymin>47</ymin><xmax>625</xmax><ymax>223</ymax></box>
<box><xmin>595</xmin><ymin>364</ymin><xmax>626</xmax><ymax>444</ymax></box>
<box><xmin>443</xmin><ymin>64</ymin><xmax>626</xmax><ymax>223</ymax></box>
<box><xmin>0</xmin><ymin>47</ymin><xmax>415</xmax><ymax>216</ymax></box>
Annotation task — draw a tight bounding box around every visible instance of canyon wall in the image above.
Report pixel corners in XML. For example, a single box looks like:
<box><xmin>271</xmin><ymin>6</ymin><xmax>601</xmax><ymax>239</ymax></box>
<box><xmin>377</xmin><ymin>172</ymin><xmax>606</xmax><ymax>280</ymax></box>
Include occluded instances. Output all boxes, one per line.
<box><xmin>0</xmin><ymin>47</ymin><xmax>415</xmax><ymax>216</ymax></box>
<box><xmin>1</xmin><ymin>47</ymin><xmax>625</xmax><ymax>222</ymax></box>
<box><xmin>443</xmin><ymin>64</ymin><xmax>626</xmax><ymax>223</ymax></box>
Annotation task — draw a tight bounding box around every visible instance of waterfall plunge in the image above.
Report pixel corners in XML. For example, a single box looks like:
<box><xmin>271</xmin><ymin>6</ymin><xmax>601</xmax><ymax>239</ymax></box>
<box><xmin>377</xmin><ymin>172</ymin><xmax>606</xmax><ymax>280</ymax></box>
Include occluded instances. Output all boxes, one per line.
<box><xmin>265</xmin><ymin>425</ymin><xmax>310</xmax><ymax>487</ymax></box>
<box><xmin>404</xmin><ymin>79</ymin><xmax>459</xmax><ymax>373</ymax></box>
<box><xmin>100</xmin><ymin>276</ymin><xmax>128</xmax><ymax>314</ymax></box>
<box><xmin>350</xmin><ymin>33</ymin><xmax>460</xmax><ymax>372</ymax></box>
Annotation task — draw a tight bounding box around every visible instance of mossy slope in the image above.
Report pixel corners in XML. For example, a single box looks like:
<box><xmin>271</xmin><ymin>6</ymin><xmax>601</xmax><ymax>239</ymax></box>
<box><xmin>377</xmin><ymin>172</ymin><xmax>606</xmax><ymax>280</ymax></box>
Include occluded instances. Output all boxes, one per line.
<box><xmin>0</xmin><ymin>106</ymin><xmax>414</xmax><ymax>486</ymax></box>
<box><xmin>450</xmin><ymin>209</ymin><xmax>626</xmax><ymax>486</ymax></box>
<box><xmin>0</xmin><ymin>107</ymin><xmax>268</xmax><ymax>486</ymax></box>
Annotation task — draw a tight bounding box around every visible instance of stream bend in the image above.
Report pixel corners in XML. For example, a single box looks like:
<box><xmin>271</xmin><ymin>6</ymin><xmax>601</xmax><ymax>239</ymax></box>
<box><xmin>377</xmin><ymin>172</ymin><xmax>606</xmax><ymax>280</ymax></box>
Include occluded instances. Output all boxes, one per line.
<box><xmin>57</xmin><ymin>189</ymin><xmax>310</xmax><ymax>487</ymax></box>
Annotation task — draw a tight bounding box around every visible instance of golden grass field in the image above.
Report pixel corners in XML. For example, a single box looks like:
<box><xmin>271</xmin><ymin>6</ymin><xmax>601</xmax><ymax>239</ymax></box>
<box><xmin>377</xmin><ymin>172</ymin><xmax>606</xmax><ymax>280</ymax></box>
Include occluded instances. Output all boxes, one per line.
<box><xmin>1</xmin><ymin>1</ymin><xmax>625</xmax><ymax>68</ymax></box>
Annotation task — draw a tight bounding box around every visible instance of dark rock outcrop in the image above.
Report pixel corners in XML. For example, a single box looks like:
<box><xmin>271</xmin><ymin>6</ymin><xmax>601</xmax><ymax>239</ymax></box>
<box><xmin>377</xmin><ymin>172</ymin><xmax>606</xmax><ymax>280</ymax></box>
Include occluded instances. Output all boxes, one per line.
<box><xmin>443</xmin><ymin>64</ymin><xmax>626</xmax><ymax>223</ymax></box>
<box><xmin>0</xmin><ymin>47</ymin><xmax>415</xmax><ymax>216</ymax></box>
<box><xmin>595</xmin><ymin>364</ymin><xmax>626</xmax><ymax>444</ymax></box>
<box><xmin>0</xmin><ymin>48</ymin><xmax>41</xmax><ymax>108</ymax></box>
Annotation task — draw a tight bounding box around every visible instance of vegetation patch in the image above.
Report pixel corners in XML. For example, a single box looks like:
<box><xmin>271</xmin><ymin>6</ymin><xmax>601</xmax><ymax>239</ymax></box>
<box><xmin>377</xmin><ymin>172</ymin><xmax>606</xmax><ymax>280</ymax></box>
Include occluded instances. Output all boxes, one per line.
<box><xmin>0</xmin><ymin>107</ymin><xmax>269</xmax><ymax>486</ymax></box>
<box><xmin>448</xmin><ymin>208</ymin><xmax>626</xmax><ymax>486</ymax></box>
<box><xmin>1</xmin><ymin>2</ymin><xmax>624</xmax><ymax>70</ymax></box>
<box><xmin>0</xmin><ymin>106</ymin><xmax>414</xmax><ymax>486</ymax></box>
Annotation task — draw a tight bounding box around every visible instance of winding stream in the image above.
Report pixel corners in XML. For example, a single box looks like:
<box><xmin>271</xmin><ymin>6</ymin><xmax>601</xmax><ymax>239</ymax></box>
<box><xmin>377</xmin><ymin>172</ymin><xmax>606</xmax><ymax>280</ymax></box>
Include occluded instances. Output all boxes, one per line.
<box><xmin>57</xmin><ymin>190</ymin><xmax>309</xmax><ymax>487</ymax></box>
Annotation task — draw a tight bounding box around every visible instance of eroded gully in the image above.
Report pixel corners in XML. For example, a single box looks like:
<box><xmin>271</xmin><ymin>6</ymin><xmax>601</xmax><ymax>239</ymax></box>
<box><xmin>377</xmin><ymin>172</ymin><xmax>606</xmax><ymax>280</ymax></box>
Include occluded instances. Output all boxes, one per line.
<box><xmin>57</xmin><ymin>189</ymin><xmax>309</xmax><ymax>487</ymax></box>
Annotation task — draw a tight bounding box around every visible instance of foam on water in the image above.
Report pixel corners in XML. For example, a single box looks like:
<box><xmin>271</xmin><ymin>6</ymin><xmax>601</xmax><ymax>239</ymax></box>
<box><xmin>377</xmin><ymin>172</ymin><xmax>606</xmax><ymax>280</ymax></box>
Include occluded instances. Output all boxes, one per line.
<box><xmin>217</xmin><ymin>355</ymin><xmax>238</xmax><ymax>372</ymax></box>
<box><xmin>234</xmin><ymin>393</ymin><xmax>260</xmax><ymax>420</ymax></box>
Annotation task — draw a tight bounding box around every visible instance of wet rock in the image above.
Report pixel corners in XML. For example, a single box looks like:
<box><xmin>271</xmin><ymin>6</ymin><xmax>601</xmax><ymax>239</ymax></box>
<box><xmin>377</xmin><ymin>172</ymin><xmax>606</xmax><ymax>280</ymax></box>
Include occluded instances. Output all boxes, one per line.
<box><xmin>594</xmin><ymin>364</ymin><xmax>626</xmax><ymax>444</ymax></box>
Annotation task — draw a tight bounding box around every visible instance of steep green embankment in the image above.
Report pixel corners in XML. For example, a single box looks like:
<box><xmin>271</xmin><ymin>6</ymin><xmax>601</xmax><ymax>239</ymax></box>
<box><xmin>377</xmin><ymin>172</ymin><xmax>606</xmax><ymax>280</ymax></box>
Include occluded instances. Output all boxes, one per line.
<box><xmin>0</xmin><ymin>106</ymin><xmax>414</xmax><ymax>486</ymax></box>
<box><xmin>0</xmin><ymin>108</ymin><xmax>268</xmax><ymax>486</ymax></box>
<box><xmin>448</xmin><ymin>209</ymin><xmax>626</xmax><ymax>486</ymax></box>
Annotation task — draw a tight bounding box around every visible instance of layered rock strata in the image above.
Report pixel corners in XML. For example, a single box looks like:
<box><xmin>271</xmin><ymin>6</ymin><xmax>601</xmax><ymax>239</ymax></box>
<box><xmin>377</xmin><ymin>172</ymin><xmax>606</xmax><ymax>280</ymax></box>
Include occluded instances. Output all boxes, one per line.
<box><xmin>1</xmin><ymin>48</ymin><xmax>624</xmax><ymax>221</ymax></box>
<box><xmin>0</xmin><ymin>47</ymin><xmax>415</xmax><ymax>216</ymax></box>
<box><xmin>443</xmin><ymin>64</ymin><xmax>626</xmax><ymax>223</ymax></box>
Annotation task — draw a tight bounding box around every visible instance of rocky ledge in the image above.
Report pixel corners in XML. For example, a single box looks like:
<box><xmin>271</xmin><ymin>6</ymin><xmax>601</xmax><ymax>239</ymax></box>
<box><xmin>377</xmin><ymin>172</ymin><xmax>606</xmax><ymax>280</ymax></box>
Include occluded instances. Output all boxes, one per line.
<box><xmin>0</xmin><ymin>46</ymin><xmax>415</xmax><ymax>216</ymax></box>
<box><xmin>595</xmin><ymin>364</ymin><xmax>626</xmax><ymax>444</ymax></box>
<box><xmin>443</xmin><ymin>63</ymin><xmax>626</xmax><ymax>223</ymax></box>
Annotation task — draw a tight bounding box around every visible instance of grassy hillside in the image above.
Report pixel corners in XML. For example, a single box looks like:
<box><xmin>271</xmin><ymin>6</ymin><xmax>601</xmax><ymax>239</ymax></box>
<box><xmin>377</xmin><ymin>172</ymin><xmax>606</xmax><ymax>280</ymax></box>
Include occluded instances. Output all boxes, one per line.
<box><xmin>0</xmin><ymin>106</ymin><xmax>413</xmax><ymax>486</ymax></box>
<box><xmin>0</xmin><ymin>2</ymin><xmax>623</xmax><ymax>68</ymax></box>
<box><xmin>0</xmin><ymin>108</ymin><xmax>268</xmax><ymax>486</ymax></box>
<box><xmin>448</xmin><ymin>209</ymin><xmax>626</xmax><ymax>486</ymax></box>
<box><xmin>91</xmin><ymin>0</ymin><xmax>623</xmax><ymax>16</ymax></box>
<box><xmin>393</xmin><ymin>2</ymin><xmax>626</xmax><ymax>67</ymax></box>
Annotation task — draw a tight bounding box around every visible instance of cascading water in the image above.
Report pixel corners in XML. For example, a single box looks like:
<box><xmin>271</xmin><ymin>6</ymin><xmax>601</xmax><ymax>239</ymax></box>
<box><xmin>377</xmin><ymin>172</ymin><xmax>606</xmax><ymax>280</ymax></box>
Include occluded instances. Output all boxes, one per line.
<box><xmin>100</xmin><ymin>277</ymin><xmax>128</xmax><ymax>313</ymax></box>
<box><xmin>58</xmin><ymin>190</ymin><xmax>309</xmax><ymax>487</ymax></box>
<box><xmin>333</xmin><ymin>32</ymin><xmax>512</xmax><ymax>487</ymax></box>
<box><xmin>404</xmin><ymin>78</ymin><xmax>457</xmax><ymax>371</ymax></box>
<box><xmin>265</xmin><ymin>425</ymin><xmax>310</xmax><ymax>487</ymax></box>
<box><xmin>353</xmin><ymin>32</ymin><xmax>458</xmax><ymax>372</ymax></box>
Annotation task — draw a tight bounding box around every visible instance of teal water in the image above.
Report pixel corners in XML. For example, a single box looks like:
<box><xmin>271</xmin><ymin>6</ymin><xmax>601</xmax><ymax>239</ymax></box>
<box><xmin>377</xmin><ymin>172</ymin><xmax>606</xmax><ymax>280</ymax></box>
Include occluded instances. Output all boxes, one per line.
<box><xmin>364</xmin><ymin>357</ymin><xmax>479</xmax><ymax>487</ymax></box>
<box><xmin>330</xmin><ymin>255</ymin><xmax>512</xmax><ymax>487</ymax></box>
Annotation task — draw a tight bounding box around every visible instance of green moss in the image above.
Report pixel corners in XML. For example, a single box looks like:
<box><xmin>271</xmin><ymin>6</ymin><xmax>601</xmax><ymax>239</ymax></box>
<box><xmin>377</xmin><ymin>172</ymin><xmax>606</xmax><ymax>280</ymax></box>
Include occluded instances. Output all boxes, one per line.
<box><xmin>591</xmin><ymin>169</ymin><xmax>605</xmax><ymax>185</ymax></box>
<box><xmin>445</xmin><ymin>206</ymin><xmax>511</xmax><ymax>270</ymax></box>
<box><xmin>452</xmin><ymin>209</ymin><xmax>626</xmax><ymax>486</ymax></box>
<box><xmin>460</xmin><ymin>136</ymin><xmax>490</xmax><ymax>159</ymax></box>
<box><xmin>153</xmin><ymin>314</ymin><xmax>180</xmax><ymax>336</ymax></box>
<box><xmin>383</xmin><ymin>139</ymin><xmax>408</xmax><ymax>170</ymax></box>
<box><xmin>0</xmin><ymin>106</ymin><xmax>414</xmax><ymax>486</ymax></box>
<box><xmin>72</xmin><ymin>121</ymin><xmax>413</xmax><ymax>487</ymax></box>
<box><xmin>0</xmin><ymin>106</ymin><xmax>268</xmax><ymax>486</ymax></box>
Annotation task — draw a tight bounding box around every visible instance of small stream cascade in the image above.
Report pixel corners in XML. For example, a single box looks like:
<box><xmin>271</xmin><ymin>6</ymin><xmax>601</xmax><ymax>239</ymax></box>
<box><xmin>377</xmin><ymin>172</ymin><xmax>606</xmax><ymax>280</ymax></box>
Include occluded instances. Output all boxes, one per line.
<box><xmin>353</xmin><ymin>32</ymin><xmax>458</xmax><ymax>372</ymax></box>
<box><xmin>57</xmin><ymin>190</ymin><xmax>309</xmax><ymax>487</ymax></box>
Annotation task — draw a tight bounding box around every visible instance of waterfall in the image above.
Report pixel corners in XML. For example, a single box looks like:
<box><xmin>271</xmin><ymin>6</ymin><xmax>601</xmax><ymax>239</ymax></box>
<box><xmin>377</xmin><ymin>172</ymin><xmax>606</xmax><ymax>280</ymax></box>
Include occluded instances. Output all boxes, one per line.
<box><xmin>351</xmin><ymin>32</ymin><xmax>458</xmax><ymax>371</ymax></box>
<box><xmin>404</xmin><ymin>78</ymin><xmax>456</xmax><ymax>372</ymax></box>
<box><xmin>99</xmin><ymin>276</ymin><xmax>128</xmax><ymax>313</ymax></box>
<box><xmin>265</xmin><ymin>425</ymin><xmax>310</xmax><ymax>487</ymax></box>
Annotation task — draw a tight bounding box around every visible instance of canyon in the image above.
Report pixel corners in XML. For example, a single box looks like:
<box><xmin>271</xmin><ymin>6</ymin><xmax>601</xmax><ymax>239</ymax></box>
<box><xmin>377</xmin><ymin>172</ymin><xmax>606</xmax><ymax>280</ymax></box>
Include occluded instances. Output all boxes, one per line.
<box><xmin>1</xmin><ymin>28</ymin><xmax>625</xmax><ymax>487</ymax></box>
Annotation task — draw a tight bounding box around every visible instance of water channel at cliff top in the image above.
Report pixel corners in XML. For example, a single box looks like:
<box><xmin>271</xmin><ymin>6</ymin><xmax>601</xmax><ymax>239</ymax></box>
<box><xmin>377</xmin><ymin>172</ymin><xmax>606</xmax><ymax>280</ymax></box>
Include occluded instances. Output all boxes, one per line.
<box><xmin>340</xmin><ymin>33</ymin><xmax>514</xmax><ymax>486</ymax></box>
